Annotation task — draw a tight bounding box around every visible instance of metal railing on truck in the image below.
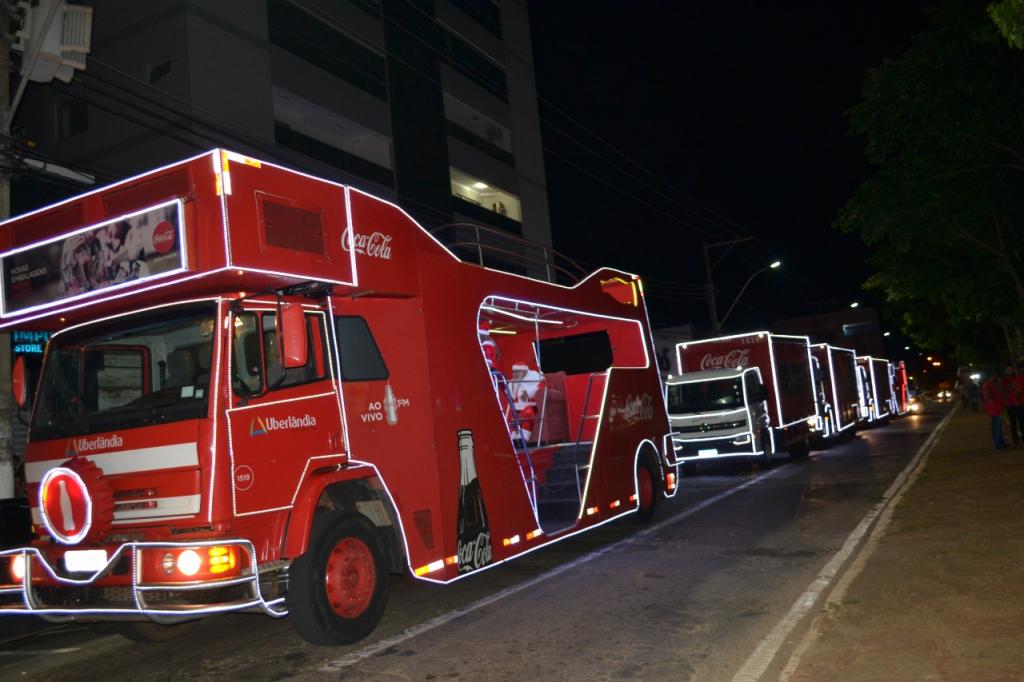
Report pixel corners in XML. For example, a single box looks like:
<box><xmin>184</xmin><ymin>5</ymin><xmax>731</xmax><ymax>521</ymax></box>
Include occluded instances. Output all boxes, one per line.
<box><xmin>431</xmin><ymin>223</ymin><xmax>588</xmax><ymax>286</ymax></box>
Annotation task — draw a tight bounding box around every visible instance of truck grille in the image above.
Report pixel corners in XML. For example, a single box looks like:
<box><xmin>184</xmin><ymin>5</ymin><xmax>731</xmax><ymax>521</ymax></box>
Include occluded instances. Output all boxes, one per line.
<box><xmin>674</xmin><ymin>419</ymin><xmax>746</xmax><ymax>434</ymax></box>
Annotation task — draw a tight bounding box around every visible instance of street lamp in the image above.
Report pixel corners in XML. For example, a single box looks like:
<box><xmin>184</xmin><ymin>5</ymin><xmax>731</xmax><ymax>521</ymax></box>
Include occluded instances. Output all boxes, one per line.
<box><xmin>702</xmin><ymin>237</ymin><xmax>779</xmax><ymax>333</ymax></box>
<box><xmin>850</xmin><ymin>301</ymin><xmax>860</xmax><ymax>308</ymax></box>
<box><xmin>718</xmin><ymin>260</ymin><xmax>783</xmax><ymax>331</ymax></box>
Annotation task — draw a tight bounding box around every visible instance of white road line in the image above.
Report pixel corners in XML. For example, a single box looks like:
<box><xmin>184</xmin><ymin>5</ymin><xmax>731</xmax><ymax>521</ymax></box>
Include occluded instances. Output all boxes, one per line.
<box><xmin>732</xmin><ymin>410</ymin><xmax>955</xmax><ymax>682</ymax></box>
<box><xmin>322</xmin><ymin>464</ymin><xmax>790</xmax><ymax>672</ymax></box>
<box><xmin>0</xmin><ymin>648</ymin><xmax>80</xmax><ymax>656</ymax></box>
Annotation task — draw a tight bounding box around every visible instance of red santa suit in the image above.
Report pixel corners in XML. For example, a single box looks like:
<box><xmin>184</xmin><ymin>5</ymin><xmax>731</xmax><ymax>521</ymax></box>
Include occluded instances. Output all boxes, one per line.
<box><xmin>510</xmin><ymin>360</ymin><xmax>545</xmax><ymax>441</ymax></box>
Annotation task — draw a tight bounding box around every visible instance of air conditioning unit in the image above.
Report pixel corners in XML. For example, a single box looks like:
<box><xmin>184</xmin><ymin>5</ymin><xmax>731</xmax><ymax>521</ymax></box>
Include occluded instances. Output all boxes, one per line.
<box><xmin>12</xmin><ymin>1</ymin><xmax>94</xmax><ymax>83</ymax></box>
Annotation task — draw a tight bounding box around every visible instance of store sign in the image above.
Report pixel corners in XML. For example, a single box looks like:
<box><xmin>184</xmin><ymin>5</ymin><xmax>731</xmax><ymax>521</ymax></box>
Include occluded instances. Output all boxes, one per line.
<box><xmin>0</xmin><ymin>199</ymin><xmax>187</xmax><ymax>317</ymax></box>
<box><xmin>12</xmin><ymin>330</ymin><xmax>50</xmax><ymax>355</ymax></box>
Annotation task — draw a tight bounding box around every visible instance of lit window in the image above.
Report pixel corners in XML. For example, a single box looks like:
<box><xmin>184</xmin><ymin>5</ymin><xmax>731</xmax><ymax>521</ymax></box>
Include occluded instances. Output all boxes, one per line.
<box><xmin>450</xmin><ymin>168</ymin><xmax>521</xmax><ymax>221</ymax></box>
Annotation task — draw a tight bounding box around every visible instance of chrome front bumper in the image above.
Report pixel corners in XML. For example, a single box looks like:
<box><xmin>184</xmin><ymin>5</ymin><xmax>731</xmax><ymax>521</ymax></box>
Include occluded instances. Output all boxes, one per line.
<box><xmin>0</xmin><ymin>540</ymin><xmax>287</xmax><ymax>623</ymax></box>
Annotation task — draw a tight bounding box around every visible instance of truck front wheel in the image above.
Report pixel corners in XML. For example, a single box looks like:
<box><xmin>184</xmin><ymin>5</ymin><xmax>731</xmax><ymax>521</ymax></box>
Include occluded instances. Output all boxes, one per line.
<box><xmin>788</xmin><ymin>436</ymin><xmax>811</xmax><ymax>460</ymax></box>
<box><xmin>287</xmin><ymin>513</ymin><xmax>390</xmax><ymax>645</ymax></box>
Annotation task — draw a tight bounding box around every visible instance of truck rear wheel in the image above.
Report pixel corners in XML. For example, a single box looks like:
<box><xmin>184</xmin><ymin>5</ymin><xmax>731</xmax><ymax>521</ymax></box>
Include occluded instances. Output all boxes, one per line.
<box><xmin>633</xmin><ymin>455</ymin><xmax>661</xmax><ymax>524</ymax></box>
<box><xmin>287</xmin><ymin>513</ymin><xmax>390</xmax><ymax>645</ymax></box>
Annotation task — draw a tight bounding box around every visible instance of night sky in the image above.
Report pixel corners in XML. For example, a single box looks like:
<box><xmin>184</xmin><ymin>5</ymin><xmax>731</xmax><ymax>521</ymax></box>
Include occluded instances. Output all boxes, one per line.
<box><xmin>528</xmin><ymin>1</ymin><xmax>930</xmax><ymax>333</ymax></box>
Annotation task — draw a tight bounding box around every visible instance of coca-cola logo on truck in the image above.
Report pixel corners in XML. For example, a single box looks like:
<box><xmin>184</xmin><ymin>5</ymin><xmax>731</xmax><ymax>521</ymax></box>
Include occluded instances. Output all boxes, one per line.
<box><xmin>699</xmin><ymin>349</ymin><xmax>751</xmax><ymax>371</ymax></box>
<box><xmin>342</xmin><ymin>227</ymin><xmax>393</xmax><ymax>260</ymax></box>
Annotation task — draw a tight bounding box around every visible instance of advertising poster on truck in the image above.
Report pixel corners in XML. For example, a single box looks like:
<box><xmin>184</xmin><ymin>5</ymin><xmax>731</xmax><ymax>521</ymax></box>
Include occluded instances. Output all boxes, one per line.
<box><xmin>1</xmin><ymin>200</ymin><xmax>185</xmax><ymax>316</ymax></box>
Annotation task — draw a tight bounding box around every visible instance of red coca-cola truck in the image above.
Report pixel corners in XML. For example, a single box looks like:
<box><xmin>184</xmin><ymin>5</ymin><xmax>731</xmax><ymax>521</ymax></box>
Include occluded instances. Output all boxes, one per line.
<box><xmin>668</xmin><ymin>332</ymin><xmax>818</xmax><ymax>466</ymax></box>
<box><xmin>810</xmin><ymin>344</ymin><xmax>863</xmax><ymax>438</ymax></box>
<box><xmin>891</xmin><ymin>360</ymin><xmax>909</xmax><ymax>415</ymax></box>
<box><xmin>0</xmin><ymin>150</ymin><xmax>676</xmax><ymax>645</ymax></box>
<box><xmin>856</xmin><ymin>356</ymin><xmax>894</xmax><ymax>422</ymax></box>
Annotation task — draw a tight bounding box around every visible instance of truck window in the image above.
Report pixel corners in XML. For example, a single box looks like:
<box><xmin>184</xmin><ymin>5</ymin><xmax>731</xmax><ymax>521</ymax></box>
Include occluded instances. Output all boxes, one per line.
<box><xmin>537</xmin><ymin>331</ymin><xmax>612</xmax><ymax>375</ymax></box>
<box><xmin>333</xmin><ymin>316</ymin><xmax>388</xmax><ymax>381</ymax></box>
<box><xmin>31</xmin><ymin>304</ymin><xmax>215</xmax><ymax>440</ymax></box>
<box><xmin>232</xmin><ymin>311</ymin><xmax>328</xmax><ymax>394</ymax></box>
<box><xmin>84</xmin><ymin>348</ymin><xmax>147</xmax><ymax>411</ymax></box>
<box><xmin>262</xmin><ymin>313</ymin><xmax>326</xmax><ymax>388</ymax></box>
<box><xmin>667</xmin><ymin>377</ymin><xmax>744</xmax><ymax>413</ymax></box>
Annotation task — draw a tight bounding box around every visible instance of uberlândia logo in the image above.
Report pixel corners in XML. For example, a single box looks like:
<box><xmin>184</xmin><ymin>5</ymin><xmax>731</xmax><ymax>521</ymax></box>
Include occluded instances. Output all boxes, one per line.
<box><xmin>250</xmin><ymin>414</ymin><xmax>317</xmax><ymax>436</ymax></box>
<box><xmin>66</xmin><ymin>434</ymin><xmax>124</xmax><ymax>457</ymax></box>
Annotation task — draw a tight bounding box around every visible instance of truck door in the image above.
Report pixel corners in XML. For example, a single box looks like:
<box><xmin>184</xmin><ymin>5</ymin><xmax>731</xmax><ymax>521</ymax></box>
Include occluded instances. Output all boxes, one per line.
<box><xmin>225</xmin><ymin>306</ymin><xmax>345</xmax><ymax>516</ymax></box>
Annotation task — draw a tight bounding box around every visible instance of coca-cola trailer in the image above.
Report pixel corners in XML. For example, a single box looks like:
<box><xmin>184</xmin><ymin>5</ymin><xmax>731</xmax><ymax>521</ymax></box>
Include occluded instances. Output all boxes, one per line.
<box><xmin>856</xmin><ymin>356</ymin><xmax>895</xmax><ymax>422</ymax></box>
<box><xmin>891</xmin><ymin>360</ymin><xmax>909</xmax><ymax>415</ymax></box>
<box><xmin>810</xmin><ymin>344</ymin><xmax>863</xmax><ymax>438</ymax></box>
<box><xmin>0</xmin><ymin>150</ymin><xmax>676</xmax><ymax>645</ymax></box>
<box><xmin>667</xmin><ymin>332</ymin><xmax>818</xmax><ymax>466</ymax></box>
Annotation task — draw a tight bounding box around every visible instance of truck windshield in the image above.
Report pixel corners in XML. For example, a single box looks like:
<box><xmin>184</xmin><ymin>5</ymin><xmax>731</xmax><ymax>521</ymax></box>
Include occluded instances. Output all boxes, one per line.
<box><xmin>667</xmin><ymin>377</ymin><xmax>744</xmax><ymax>414</ymax></box>
<box><xmin>31</xmin><ymin>303</ymin><xmax>216</xmax><ymax>440</ymax></box>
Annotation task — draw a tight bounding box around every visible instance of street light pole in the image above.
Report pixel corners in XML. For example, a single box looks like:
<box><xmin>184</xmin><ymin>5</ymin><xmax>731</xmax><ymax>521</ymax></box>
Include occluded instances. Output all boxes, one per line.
<box><xmin>718</xmin><ymin>260</ymin><xmax>781</xmax><ymax>330</ymax></box>
<box><xmin>702</xmin><ymin>241</ymin><xmax>720</xmax><ymax>334</ymax></box>
<box><xmin>703</xmin><ymin>236</ymin><xmax>755</xmax><ymax>334</ymax></box>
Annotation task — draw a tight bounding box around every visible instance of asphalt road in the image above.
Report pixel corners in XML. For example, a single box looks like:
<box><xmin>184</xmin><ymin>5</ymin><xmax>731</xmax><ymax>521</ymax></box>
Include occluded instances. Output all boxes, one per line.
<box><xmin>0</xmin><ymin>410</ymin><xmax>944</xmax><ymax>681</ymax></box>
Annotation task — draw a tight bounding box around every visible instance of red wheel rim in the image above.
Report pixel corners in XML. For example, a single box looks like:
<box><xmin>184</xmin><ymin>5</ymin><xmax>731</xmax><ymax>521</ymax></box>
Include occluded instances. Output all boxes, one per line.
<box><xmin>323</xmin><ymin>537</ymin><xmax>376</xmax><ymax>618</ymax></box>
<box><xmin>637</xmin><ymin>465</ymin><xmax>653</xmax><ymax>510</ymax></box>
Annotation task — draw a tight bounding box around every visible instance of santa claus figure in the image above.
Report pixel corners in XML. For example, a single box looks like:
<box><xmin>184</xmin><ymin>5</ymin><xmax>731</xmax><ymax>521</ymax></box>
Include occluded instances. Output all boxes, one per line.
<box><xmin>510</xmin><ymin>360</ymin><xmax>545</xmax><ymax>441</ymax></box>
<box><xmin>478</xmin><ymin>321</ymin><xmax>500</xmax><ymax>371</ymax></box>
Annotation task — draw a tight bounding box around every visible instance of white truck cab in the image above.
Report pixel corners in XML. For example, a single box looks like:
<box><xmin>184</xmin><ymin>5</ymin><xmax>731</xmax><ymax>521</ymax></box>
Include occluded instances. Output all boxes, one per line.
<box><xmin>666</xmin><ymin>367</ymin><xmax>772</xmax><ymax>467</ymax></box>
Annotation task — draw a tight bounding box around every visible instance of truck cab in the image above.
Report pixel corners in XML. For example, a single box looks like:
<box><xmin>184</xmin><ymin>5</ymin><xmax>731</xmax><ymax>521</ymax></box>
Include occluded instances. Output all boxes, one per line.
<box><xmin>666</xmin><ymin>367</ymin><xmax>771</xmax><ymax>466</ymax></box>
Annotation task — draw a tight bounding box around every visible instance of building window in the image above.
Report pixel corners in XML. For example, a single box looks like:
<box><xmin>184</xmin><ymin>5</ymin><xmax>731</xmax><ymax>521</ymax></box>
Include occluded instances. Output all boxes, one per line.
<box><xmin>443</xmin><ymin>93</ymin><xmax>512</xmax><ymax>154</ymax></box>
<box><xmin>843</xmin><ymin>322</ymin><xmax>875</xmax><ymax>337</ymax></box>
<box><xmin>267</xmin><ymin>0</ymin><xmax>388</xmax><ymax>100</ymax></box>
<box><xmin>450</xmin><ymin>168</ymin><xmax>521</xmax><ymax>222</ymax></box>
<box><xmin>274</xmin><ymin>87</ymin><xmax>393</xmax><ymax>170</ymax></box>
<box><xmin>439</xmin><ymin>28</ymin><xmax>507</xmax><ymax>100</ymax></box>
<box><xmin>448</xmin><ymin>0</ymin><xmax>502</xmax><ymax>39</ymax></box>
<box><xmin>58</xmin><ymin>99</ymin><xmax>88</xmax><ymax>139</ymax></box>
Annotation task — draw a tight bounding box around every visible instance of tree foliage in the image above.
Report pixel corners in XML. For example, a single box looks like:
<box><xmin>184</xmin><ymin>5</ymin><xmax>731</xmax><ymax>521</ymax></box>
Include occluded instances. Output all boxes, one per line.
<box><xmin>989</xmin><ymin>0</ymin><xmax>1024</xmax><ymax>48</ymax></box>
<box><xmin>837</xmin><ymin>0</ymin><xmax>1024</xmax><ymax>363</ymax></box>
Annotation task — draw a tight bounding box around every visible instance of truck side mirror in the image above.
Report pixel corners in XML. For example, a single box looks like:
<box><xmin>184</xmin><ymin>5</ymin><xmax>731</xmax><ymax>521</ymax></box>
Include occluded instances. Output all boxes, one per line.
<box><xmin>12</xmin><ymin>355</ymin><xmax>28</xmax><ymax>409</ymax></box>
<box><xmin>753</xmin><ymin>384</ymin><xmax>768</xmax><ymax>402</ymax></box>
<box><xmin>280</xmin><ymin>303</ymin><xmax>309</xmax><ymax>369</ymax></box>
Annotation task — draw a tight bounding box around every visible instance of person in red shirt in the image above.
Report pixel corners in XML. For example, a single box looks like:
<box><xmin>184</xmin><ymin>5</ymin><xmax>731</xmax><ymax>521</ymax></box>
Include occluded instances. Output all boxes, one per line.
<box><xmin>983</xmin><ymin>373</ymin><xmax>1007</xmax><ymax>449</ymax></box>
<box><xmin>1003</xmin><ymin>366</ymin><xmax>1022</xmax><ymax>445</ymax></box>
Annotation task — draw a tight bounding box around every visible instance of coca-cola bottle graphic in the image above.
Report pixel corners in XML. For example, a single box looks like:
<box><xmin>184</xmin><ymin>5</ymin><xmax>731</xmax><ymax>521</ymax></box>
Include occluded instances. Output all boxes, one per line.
<box><xmin>456</xmin><ymin>429</ymin><xmax>492</xmax><ymax>573</ymax></box>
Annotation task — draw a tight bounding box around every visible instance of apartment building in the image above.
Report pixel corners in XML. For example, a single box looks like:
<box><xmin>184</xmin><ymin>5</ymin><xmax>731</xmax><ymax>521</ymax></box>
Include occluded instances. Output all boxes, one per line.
<box><xmin>14</xmin><ymin>0</ymin><xmax>552</xmax><ymax>246</ymax></box>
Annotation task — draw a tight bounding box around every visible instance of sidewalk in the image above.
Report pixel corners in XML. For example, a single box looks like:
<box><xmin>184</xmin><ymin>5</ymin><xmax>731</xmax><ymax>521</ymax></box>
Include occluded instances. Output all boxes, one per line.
<box><xmin>788</xmin><ymin>406</ymin><xmax>1024</xmax><ymax>680</ymax></box>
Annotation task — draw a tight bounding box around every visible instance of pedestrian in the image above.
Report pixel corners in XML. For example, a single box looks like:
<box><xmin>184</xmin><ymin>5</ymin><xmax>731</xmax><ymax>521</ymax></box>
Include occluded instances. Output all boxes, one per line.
<box><xmin>967</xmin><ymin>379</ymin><xmax>980</xmax><ymax>413</ymax></box>
<box><xmin>1004</xmin><ymin>366</ymin><xmax>1023</xmax><ymax>445</ymax></box>
<box><xmin>982</xmin><ymin>373</ymin><xmax>1007</xmax><ymax>449</ymax></box>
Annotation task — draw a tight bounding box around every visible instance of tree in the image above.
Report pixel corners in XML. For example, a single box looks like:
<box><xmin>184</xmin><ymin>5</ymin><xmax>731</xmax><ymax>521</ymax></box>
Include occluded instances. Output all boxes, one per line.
<box><xmin>837</xmin><ymin>0</ymin><xmax>1024</xmax><ymax>363</ymax></box>
<box><xmin>989</xmin><ymin>0</ymin><xmax>1024</xmax><ymax>48</ymax></box>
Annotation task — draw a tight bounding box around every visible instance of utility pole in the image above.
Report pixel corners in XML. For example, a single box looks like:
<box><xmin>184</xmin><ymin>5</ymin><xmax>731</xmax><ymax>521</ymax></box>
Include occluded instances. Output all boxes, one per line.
<box><xmin>702</xmin><ymin>241</ymin><xmax>720</xmax><ymax>335</ymax></box>
<box><xmin>703</xmin><ymin>236</ymin><xmax>755</xmax><ymax>335</ymax></box>
<box><xmin>0</xmin><ymin>0</ymin><xmax>15</xmax><ymax>498</ymax></box>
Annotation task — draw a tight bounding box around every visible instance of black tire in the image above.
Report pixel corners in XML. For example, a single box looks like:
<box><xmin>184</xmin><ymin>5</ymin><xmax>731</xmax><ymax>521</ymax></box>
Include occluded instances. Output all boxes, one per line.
<box><xmin>788</xmin><ymin>436</ymin><xmax>810</xmax><ymax>460</ymax></box>
<box><xmin>757</xmin><ymin>428</ymin><xmax>772</xmax><ymax>469</ymax></box>
<box><xmin>287</xmin><ymin>513</ymin><xmax>390</xmax><ymax>646</ymax></box>
<box><xmin>633</xmin><ymin>455</ymin><xmax>662</xmax><ymax>524</ymax></box>
<box><xmin>103</xmin><ymin>620</ymin><xmax>200</xmax><ymax>643</ymax></box>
